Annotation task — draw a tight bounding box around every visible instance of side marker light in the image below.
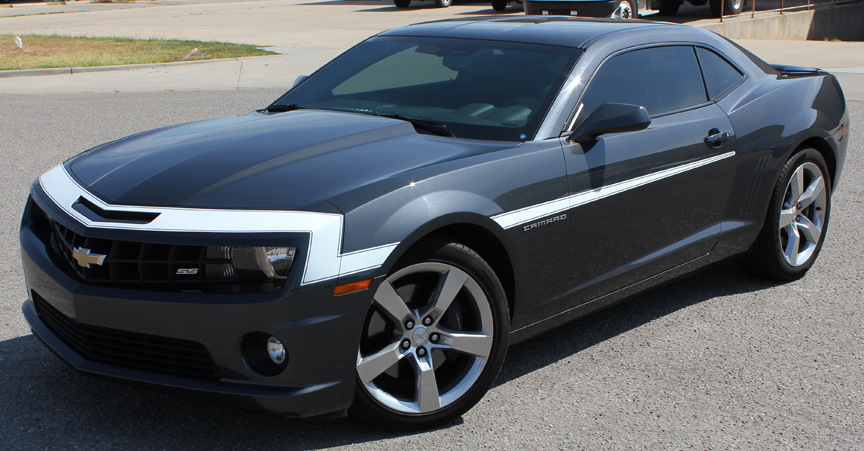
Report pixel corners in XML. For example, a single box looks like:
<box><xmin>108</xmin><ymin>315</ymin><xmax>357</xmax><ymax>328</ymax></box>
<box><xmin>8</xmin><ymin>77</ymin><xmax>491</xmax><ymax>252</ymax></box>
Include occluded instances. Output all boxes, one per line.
<box><xmin>334</xmin><ymin>279</ymin><xmax>372</xmax><ymax>296</ymax></box>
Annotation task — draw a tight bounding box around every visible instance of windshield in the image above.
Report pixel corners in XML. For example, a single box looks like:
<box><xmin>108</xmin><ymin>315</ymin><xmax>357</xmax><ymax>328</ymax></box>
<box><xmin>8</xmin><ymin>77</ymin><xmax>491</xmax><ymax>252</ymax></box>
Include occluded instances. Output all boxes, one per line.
<box><xmin>273</xmin><ymin>36</ymin><xmax>583</xmax><ymax>141</ymax></box>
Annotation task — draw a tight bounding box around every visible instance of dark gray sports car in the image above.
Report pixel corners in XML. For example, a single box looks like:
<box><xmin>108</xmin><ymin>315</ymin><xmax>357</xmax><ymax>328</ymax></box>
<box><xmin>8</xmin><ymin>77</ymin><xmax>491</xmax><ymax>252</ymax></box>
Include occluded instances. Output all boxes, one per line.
<box><xmin>20</xmin><ymin>17</ymin><xmax>848</xmax><ymax>430</ymax></box>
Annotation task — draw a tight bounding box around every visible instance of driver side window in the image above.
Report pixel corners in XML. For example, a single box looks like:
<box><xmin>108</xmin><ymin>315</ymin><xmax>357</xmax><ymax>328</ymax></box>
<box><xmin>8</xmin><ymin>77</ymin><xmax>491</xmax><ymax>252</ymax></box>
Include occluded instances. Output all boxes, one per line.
<box><xmin>572</xmin><ymin>46</ymin><xmax>709</xmax><ymax>129</ymax></box>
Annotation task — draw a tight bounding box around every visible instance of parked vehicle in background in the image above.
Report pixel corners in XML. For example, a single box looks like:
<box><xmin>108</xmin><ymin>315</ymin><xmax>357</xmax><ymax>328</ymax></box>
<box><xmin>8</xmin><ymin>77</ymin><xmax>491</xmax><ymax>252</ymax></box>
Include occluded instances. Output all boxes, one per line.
<box><xmin>492</xmin><ymin>0</ymin><xmax>523</xmax><ymax>11</ymax></box>
<box><xmin>524</xmin><ymin>0</ymin><xmax>742</xmax><ymax>17</ymax></box>
<box><xmin>393</xmin><ymin>0</ymin><xmax>452</xmax><ymax>8</ymax></box>
<box><xmin>655</xmin><ymin>0</ymin><xmax>745</xmax><ymax>16</ymax></box>
<box><xmin>524</xmin><ymin>0</ymin><xmax>641</xmax><ymax>17</ymax></box>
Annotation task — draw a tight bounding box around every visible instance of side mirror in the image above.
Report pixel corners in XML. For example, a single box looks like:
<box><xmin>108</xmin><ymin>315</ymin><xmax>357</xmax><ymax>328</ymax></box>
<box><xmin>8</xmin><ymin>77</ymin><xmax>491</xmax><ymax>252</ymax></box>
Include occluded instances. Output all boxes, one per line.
<box><xmin>568</xmin><ymin>102</ymin><xmax>651</xmax><ymax>143</ymax></box>
<box><xmin>292</xmin><ymin>75</ymin><xmax>309</xmax><ymax>89</ymax></box>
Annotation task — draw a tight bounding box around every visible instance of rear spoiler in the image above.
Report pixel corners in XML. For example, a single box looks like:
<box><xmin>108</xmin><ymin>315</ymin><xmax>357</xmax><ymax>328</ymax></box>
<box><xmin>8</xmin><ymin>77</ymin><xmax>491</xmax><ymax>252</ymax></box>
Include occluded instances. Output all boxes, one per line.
<box><xmin>770</xmin><ymin>64</ymin><xmax>828</xmax><ymax>77</ymax></box>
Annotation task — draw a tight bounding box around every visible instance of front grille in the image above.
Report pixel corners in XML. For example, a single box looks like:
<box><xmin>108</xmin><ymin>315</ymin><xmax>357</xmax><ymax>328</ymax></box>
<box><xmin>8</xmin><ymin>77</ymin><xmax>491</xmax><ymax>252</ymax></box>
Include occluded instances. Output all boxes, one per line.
<box><xmin>32</xmin><ymin>291</ymin><xmax>220</xmax><ymax>380</ymax></box>
<box><xmin>51</xmin><ymin>220</ymin><xmax>245</xmax><ymax>294</ymax></box>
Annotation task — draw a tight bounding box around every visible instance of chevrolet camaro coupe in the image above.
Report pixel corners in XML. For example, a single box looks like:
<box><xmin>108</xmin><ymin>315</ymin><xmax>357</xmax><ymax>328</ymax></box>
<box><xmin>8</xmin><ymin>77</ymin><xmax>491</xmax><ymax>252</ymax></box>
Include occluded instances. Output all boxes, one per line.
<box><xmin>21</xmin><ymin>17</ymin><xmax>848</xmax><ymax>430</ymax></box>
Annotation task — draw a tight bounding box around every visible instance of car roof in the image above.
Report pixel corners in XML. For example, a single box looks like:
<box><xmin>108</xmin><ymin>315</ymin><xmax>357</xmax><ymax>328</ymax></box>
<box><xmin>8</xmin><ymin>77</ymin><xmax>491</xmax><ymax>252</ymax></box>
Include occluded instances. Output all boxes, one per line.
<box><xmin>377</xmin><ymin>16</ymin><xmax>687</xmax><ymax>49</ymax></box>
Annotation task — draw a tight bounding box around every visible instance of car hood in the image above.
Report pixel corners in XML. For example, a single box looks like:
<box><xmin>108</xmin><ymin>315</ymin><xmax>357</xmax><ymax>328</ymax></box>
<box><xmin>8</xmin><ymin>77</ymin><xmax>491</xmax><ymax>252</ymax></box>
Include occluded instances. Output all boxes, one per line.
<box><xmin>69</xmin><ymin>110</ymin><xmax>515</xmax><ymax>212</ymax></box>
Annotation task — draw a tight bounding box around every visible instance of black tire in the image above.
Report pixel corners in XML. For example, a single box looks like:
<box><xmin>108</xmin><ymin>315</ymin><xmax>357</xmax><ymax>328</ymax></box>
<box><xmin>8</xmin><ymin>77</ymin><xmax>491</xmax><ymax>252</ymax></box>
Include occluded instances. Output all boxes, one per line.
<box><xmin>658</xmin><ymin>0</ymin><xmax>680</xmax><ymax>15</ymax></box>
<box><xmin>710</xmin><ymin>0</ymin><xmax>743</xmax><ymax>16</ymax></box>
<box><xmin>393</xmin><ymin>0</ymin><xmax>410</xmax><ymax>7</ymax></box>
<box><xmin>492</xmin><ymin>0</ymin><xmax>507</xmax><ymax>11</ymax></box>
<box><xmin>435</xmin><ymin>0</ymin><xmax>452</xmax><ymax>7</ymax></box>
<box><xmin>737</xmin><ymin>148</ymin><xmax>832</xmax><ymax>281</ymax></box>
<box><xmin>614</xmin><ymin>0</ymin><xmax>638</xmax><ymax>18</ymax></box>
<box><xmin>350</xmin><ymin>238</ymin><xmax>510</xmax><ymax>431</ymax></box>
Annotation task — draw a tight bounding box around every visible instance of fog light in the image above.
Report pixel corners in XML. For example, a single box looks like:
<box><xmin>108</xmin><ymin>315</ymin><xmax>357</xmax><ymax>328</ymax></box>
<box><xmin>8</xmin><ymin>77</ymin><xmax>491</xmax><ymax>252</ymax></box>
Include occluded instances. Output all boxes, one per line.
<box><xmin>243</xmin><ymin>333</ymin><xmax>289</xmax><ymax>376</ymax></box>
<box><xmin>267</xmin><ymin>336</ymin><xmax>286</xmax><ymax>364</ymax></box>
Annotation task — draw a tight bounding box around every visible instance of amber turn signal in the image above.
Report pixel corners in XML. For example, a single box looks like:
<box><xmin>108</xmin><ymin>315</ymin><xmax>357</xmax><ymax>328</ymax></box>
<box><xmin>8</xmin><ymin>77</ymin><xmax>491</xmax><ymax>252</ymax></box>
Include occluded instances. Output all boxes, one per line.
<box><xmin>334</xmin><ymin>279</ymin><xmax>372</xmax><ymax>296</ymax></box>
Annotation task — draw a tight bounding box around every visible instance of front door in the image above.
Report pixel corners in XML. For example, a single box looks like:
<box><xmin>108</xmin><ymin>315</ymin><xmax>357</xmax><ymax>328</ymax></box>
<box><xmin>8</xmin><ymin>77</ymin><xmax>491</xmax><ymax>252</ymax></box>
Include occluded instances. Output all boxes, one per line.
<box><xmin>561</xmin><ymin>45</ymin><xmax>738</xmax><ymax>305</ymax></box>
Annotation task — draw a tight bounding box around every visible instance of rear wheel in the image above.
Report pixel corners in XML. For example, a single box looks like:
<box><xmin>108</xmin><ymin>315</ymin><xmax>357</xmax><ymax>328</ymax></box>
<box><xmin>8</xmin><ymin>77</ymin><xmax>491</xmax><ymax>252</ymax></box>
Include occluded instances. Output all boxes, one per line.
<box><xmin>394</xmin><ymin>0</ymin><xmax>410</xmax><ymax>7</ymax></box>
<box><xmin>710</xmin><ymin>0</ymin><xmax>743</xmax><ymax>16</ymax></box>
<box><xmin>435</xmin><ymin>0</ymin><xmax>452</xmax><ymax>7</ymax></box>
<box><xmin>737</xmin><ymin>149</ymin><xmax>831</xmax><ymax>281</ymax></box>
<box><xmin>351</xmin><ymin>240</ymin><xmax>509</xmax><ymax>430</ymax></box>
<box><xmin>492</xmin><ymin>0</ymin><xmax>507</xmax><ymax>11</ymax></box>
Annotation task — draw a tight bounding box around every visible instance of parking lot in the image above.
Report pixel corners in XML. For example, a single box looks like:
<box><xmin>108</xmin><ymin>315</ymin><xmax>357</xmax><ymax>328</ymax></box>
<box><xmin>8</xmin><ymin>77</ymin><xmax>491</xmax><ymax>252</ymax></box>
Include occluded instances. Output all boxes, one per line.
<box><xmin>1</xmin><ymin>1</ymin><xmax>863</xmax><ymax>448</ymax></box>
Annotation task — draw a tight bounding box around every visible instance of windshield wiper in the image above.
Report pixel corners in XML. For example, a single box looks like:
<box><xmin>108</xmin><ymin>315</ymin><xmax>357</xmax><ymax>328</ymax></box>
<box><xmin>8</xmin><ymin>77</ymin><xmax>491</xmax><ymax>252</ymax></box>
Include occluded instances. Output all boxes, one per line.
<box><xmin>259</xmin><ymin>103</ymin><xmax>303</xmax><ymax>114</ymax></box>
<box><xmin>369</xmin><ymin>111</ymin><xmax>455</xmax><ymax>137</ymax></box>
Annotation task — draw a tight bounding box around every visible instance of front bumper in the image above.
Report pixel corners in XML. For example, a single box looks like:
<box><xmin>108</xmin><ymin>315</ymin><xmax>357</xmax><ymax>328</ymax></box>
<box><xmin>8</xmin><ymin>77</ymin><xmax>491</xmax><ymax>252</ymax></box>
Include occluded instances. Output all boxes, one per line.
<box><xmin>20</xmin><ymin>197</ymin><xmax>375</xmax><ymax>417</ymax></box>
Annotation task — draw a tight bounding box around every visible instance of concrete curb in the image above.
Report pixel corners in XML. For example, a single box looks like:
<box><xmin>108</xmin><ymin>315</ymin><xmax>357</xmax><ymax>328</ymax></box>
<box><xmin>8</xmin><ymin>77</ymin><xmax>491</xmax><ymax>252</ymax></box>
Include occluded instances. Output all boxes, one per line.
<box><xmin>0</xmin><ymin>55</ymin><xmax>283</xmax><ymax>79</ymax></box>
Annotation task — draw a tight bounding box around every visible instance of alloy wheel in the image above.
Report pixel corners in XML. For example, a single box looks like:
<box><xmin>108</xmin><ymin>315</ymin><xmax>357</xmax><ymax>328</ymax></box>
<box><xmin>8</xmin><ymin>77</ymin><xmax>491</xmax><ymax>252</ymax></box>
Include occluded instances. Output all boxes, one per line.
<box><xmin>357</xmin><ymin>262</ymin><xmax>494</xmax><ymax>414</ymax></box>
<box><xmin>778</xmin><ymin>162</ymin><xmax>827</xmax><ymax>267</ymax></box>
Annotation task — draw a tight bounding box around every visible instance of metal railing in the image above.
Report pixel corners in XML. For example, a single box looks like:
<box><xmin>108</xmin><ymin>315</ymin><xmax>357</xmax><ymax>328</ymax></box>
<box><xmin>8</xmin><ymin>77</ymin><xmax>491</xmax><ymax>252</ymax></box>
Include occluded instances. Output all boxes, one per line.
<box><xmin>718</xmin><ymin>0</ymin><xmax>849</xmax><ymax>22</ymax></box>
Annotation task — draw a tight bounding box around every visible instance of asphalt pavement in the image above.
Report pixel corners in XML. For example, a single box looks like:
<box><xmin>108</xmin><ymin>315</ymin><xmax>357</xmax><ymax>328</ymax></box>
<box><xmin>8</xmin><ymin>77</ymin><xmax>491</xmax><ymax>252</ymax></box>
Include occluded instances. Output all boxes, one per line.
<box><xmin>0</xmin><ymin>91</ymin><xmax>862</xmax><ymax>450</ymax></box>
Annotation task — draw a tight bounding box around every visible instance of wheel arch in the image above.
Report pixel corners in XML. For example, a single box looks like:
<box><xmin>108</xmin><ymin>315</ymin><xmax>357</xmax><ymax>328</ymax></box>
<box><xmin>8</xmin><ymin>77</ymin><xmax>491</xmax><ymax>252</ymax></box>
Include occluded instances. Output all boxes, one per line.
<box><xmin>796</xmin><ymin>135</ymin><xmax>837</xmax><ymax>191</ymax></box>
<box><xmin>378</xmin><ymin>213</ymin><xmax>518</xmax><ymax>322</ymax></box>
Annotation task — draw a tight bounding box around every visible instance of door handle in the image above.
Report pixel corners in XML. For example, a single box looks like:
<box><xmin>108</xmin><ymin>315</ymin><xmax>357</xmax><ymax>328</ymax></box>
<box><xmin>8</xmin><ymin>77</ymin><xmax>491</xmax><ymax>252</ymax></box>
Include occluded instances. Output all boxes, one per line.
<box><xmin>704</xmin><ymin>129</ymin><xmax>730</xmax><ymax>148</ymax></box>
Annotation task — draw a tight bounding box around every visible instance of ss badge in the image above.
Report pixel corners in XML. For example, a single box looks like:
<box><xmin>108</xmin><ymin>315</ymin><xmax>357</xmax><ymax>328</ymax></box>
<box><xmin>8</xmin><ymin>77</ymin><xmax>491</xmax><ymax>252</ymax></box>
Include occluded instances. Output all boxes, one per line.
<box><xmin>176</xmin><ymin>268</ymin><xmax>199</xmax><ymax>275</ymax></box>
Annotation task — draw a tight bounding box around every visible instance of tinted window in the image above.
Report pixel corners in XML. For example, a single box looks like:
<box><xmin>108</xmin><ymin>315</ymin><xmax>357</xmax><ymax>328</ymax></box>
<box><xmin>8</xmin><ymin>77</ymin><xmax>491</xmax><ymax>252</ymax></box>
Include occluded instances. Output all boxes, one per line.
<box><xmin>696</xmin><ymin>47</ymin><xmax>743</xmax><ymax>99</ymax></box>
<box><xmin>275</xmin><ymin>37</ymin><xmax>583</xmax><ymax>141</ymax></box>
<box><xmin>574</xmin><ymin>46</ymin><xmax>708</xmax><ymax>127</ymax></box>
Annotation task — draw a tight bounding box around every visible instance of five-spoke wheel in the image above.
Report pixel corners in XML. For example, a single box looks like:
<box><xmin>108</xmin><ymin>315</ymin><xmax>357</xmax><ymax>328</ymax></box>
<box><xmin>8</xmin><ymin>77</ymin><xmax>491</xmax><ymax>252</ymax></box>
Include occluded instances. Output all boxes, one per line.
<box><xmin>351</xmin><ymin>240</ymin><xmax>509</xmax><ymax>430</ymax></box>
<box><xmin>738</xmin><ymin>148</ymin><xmax>832</xmax><ymax>280</ymax></box>
<box><xmin>778</xmin><ymin>161</ymin><xmax>827</xmax><ymax>267</ymax></box>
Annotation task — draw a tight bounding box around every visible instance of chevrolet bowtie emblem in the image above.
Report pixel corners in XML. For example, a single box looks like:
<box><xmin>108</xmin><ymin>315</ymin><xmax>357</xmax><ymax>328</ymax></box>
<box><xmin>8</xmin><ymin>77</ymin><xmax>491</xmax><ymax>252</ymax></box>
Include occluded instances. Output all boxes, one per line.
<box><xmin>72</xmin><ymin>247</ymin><xmax>106</xmax><ymax>268</ymax></box>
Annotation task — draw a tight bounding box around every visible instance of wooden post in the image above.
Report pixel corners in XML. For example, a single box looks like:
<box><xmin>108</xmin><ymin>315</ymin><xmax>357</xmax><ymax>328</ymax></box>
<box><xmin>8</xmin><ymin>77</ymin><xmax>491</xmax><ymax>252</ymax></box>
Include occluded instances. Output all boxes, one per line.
<box><xmin>720</xmin><ymin>0</ymin><xmax>725</xmax><ymax>21</ymax></box>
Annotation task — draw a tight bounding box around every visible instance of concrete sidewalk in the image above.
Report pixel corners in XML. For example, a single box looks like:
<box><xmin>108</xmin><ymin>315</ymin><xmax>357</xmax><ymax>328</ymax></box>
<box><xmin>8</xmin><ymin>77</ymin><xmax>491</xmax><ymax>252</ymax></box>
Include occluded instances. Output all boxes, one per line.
<box><xmin>0</xmin><ymin>0</ymin><xmax>862</xmax><ymax>99</ymax></box>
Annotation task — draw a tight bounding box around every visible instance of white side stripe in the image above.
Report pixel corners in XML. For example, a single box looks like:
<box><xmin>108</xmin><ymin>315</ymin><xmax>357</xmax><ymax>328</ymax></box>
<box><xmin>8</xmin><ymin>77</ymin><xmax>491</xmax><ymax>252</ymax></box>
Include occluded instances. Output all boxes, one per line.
<box><xmin>492</xmin><ymin>151</ymin><xmax>736</xmax><ymax>230</ymax></box>
<box><xmin>39</xmin><ymin>165</ymin><xmax>397</xmax><ymax>286</ymax></box>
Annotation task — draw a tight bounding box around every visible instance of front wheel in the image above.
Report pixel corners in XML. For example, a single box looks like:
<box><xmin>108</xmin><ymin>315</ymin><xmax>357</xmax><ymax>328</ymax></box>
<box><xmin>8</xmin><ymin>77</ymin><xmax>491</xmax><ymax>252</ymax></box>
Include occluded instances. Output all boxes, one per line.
<box><xmin>710</xmin><ymin>0</ymin><xmax>743</xmax><ymax>16</ymax></box>
<box><xmin>435</xmin><ymin>0</ymin><xmax>452</xmax><ymax>7</ymax></box>
<box><xmin>613</xmin><ymin>0</ymin><xmax>637</xmax><ymax>18</ymax></box>
<box><xmin>393</xmin><ymin>0</ymin><xmax>410</xmax><ymax>7</ymax></box>
<box><xmin>351</xmin><ymin>239</ymin><xmax>510</xmax><ymax>430</ymax></box>
<box><xmin>492</xmin><ymin>0</ymin><xmax>507</xmax><ymax>11</ymax></box>
<box><xmin>737</xmin><ymin>149</ymin><xmax>832</xmax><ymax>281</ymax></box>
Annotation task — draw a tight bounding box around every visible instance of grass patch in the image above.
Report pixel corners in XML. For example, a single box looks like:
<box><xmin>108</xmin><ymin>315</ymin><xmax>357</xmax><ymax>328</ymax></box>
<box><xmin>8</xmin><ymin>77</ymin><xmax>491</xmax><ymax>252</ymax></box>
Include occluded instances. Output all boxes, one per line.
<box><xmin>0</xmin><ymin>35</ymin><xmax>276</xmax><ymax>71</ymax></box>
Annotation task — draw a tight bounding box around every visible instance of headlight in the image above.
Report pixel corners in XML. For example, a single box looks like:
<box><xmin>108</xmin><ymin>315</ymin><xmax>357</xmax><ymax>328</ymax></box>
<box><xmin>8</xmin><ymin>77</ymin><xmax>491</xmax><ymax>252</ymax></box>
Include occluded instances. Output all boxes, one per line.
<box><xmin>206</xmin><ymin>246</ymin><xmax>296</xmax><ymax>280</ymax></box>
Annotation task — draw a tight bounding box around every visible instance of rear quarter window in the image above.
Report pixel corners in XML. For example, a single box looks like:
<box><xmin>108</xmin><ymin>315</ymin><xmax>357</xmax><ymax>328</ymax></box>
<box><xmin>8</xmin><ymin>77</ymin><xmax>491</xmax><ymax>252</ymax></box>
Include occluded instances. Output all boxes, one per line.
<box><xmin>695</xmin><ymin>47</ymin><xmax>744</xmax><ymax>99</ymax></box>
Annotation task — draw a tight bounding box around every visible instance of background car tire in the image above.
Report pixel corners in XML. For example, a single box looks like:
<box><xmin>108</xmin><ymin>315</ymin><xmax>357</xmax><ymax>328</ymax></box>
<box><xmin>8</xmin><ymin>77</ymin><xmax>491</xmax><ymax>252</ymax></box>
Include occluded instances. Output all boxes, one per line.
<box><xmin>614</xmin><ymin>0</ymin><xmax>637</xmax><ymax>18</ymax></box>
<box><xmin>492</xmin><ymin>0</ymin><xmax>508</xmax><ymax>11</ymax></box>
<box><xmin>350</xmin><ymin>238</ymin><xmax>510</xmax><ymax>430</ymax></box>
<box><xmin>658</xmin><ymin>0</ymin><xmax>680</xmax><ymax>15</ymax></box>
<box><xmin>435</xmin><ymin>0</ymin><xmax>452</xmax><ymax>7</ymax></box>
<box><xmin>393</xmin><ymin>0</ymin><xmax>411</xmax><ymax>7</ymax></box>
<box><xmin>710</xmin><ymin>0</ymin><xmax>744</xmax><ymax>16</ymax></box>
<box><xmin>737</xmin><ymin>148</ymin><xmax>832</xmax><ymax>281</ymax></box>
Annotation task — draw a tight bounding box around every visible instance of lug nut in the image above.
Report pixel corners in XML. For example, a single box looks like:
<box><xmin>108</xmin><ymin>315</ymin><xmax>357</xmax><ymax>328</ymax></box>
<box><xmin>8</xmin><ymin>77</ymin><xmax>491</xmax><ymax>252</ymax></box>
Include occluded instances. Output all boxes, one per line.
<box><xmin>405</xmin><ymin>320</ymin><xmax>414</xmax><ymax>330</ymax></box>
<box><xmin>417</xmin><ymin>347</ymin><xmax>427</xmax><ymax>357</ymax></box>
<box><xmin>423</xmin><ymin>317</ymin><xmax>432</xmax><ymax>326</ymax></box>
<box><xmin>430</xmin><ymin>333</ymin><xmax>440</xmax><ymax>343</ymax></box>
<box><xmin>402</xmin><ymin>339</ymin><xmax>411</xmax><ymax>349</ymax></box>
<box><xmin>797</xmin><ymin>215</ymin><xmax>802</xmax><ymax>222</ymax></box>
